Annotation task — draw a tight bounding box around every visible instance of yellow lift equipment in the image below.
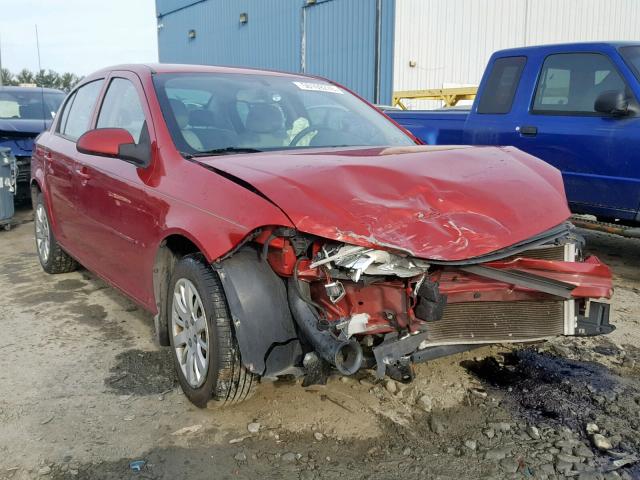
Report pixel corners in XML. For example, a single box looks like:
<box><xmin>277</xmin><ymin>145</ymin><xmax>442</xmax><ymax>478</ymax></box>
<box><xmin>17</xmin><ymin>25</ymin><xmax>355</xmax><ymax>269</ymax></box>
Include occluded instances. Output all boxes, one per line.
<box><xmin>392</xmin><ymin>87</ymin><xmax>478</xmax><ymax>110</ymax></box>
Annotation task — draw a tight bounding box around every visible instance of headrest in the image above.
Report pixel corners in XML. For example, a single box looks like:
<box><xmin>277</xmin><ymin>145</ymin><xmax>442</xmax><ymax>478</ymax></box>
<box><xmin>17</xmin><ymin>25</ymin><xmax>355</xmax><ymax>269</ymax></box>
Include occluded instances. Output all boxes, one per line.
<box><xmin>169</xmin><ymin>99</ymin><xmax>189</xmax><ymax>129</ymax></box>
<box><xmin>189</xmin><ymin>109</ymin><xmax>216</xmax><ymax>128</ymax></box>
<box><xmin>245</xmin><ymin>104</ymin><xmax>284</xmax><ymax>133</ymax></box>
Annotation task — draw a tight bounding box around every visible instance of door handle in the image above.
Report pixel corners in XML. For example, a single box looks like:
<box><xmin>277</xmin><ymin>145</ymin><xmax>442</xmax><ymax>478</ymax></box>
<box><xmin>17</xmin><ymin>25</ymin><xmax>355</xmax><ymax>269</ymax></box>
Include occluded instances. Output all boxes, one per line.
<box><xmin>517</xmin><ymin>125</ymin><xmax>538</xmax><ymax>137</ymax></box>
<box><xmin>75</xmin><ymin>166</ymin><xmax>91</xmax><ymax>181</ymax></box>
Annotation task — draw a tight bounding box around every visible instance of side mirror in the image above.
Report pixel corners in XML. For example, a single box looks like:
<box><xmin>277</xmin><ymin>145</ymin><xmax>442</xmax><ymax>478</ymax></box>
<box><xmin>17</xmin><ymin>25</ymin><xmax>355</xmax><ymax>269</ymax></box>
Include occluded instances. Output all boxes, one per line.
<box><xmin>77</xmin><ymin>128</ymin><xmax>150</xmax><ymax>167</ymax></box>
<box><xmin>594</xmin><ymin>90</ymin><xmax>629</xmax><ymax>116</ymax></box>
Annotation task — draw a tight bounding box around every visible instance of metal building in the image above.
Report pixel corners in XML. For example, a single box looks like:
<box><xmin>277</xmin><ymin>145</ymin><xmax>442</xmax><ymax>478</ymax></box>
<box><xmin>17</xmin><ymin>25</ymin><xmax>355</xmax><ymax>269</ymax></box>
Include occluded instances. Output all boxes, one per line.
<box><xmin>394</xmin><ymin>0</ymin><xmax>640</xmax><ymax>108</ymax></box>
<box><xmin>156</xmin><ymin>0</ymin><xmax>640</xmax><ymax>106</ymax></box>
<box><xmin>156</xmin><ymin>0</ymin><xmax>396</xmax><ymax>104</ymax></box>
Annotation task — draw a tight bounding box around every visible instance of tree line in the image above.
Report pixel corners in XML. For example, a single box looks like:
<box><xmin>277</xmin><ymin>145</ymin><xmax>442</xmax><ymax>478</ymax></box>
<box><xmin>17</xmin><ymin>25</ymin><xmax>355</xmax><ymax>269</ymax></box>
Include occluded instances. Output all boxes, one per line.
<box><xmin>0</xmin><ymin>68</ymin><xmax>82</xmax><ymax>92</ymax></box>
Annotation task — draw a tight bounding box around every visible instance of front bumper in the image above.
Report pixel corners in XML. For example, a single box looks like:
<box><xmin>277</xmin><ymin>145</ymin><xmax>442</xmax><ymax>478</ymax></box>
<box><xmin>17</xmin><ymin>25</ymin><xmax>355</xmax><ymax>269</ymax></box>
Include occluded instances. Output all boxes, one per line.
<box><xmin>373</xmin><ymin>299</ymin><xmax>612</xmax><ymax>379</ymax></box>
<box><xmin>371</xmin><ymin>249</ymin><xmax>613</xmax><ymax>379</ymax></box>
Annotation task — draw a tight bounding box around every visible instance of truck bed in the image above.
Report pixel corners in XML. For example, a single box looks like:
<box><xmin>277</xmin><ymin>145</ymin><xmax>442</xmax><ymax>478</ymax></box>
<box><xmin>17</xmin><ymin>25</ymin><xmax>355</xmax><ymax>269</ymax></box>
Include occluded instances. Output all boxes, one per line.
<box><xmin>385</xmin><ymin>109</ymin><xmax>468</xmax><ymax>145</ymax></box>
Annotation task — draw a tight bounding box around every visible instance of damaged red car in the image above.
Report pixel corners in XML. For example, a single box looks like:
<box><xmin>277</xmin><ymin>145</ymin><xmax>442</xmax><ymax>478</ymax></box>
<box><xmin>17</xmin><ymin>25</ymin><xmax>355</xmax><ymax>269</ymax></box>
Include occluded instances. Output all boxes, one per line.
<box><xmin>31</xmin><ymin>64</ymin><xmax>614</xmax><ymax>407</ymax></box>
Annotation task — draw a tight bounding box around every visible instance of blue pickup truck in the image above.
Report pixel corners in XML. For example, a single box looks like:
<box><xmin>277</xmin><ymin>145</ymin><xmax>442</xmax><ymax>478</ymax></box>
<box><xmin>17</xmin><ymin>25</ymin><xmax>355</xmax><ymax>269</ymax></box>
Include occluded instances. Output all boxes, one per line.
<box><xmin>387</xmin><ymin>42</ymin><xmax>640</xmax><ymax>225</ymax></box>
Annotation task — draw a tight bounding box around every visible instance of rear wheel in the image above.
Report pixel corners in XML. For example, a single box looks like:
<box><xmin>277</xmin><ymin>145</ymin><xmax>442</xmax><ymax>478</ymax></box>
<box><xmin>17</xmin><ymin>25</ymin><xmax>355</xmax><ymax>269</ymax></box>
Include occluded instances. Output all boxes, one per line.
<box><xmin>168</xmin><ymin>254</ymin><xmax>257</xmax><ymax>407</ymax></box>
<box><xmin>35</xmin><ymin>193</ymin><xmax>77</xmax><ymax>274</ymax></box>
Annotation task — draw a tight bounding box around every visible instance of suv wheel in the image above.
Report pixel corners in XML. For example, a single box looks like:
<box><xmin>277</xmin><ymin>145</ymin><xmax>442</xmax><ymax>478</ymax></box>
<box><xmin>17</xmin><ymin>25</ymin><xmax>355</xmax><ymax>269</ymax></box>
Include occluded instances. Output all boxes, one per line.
<box><xmin>35</xmin><ymin>193</ymin><xmax>78</xmax><ymax>274</ymax></box>
<box><xmin>168</xmin><ymin>254</ymin><xmax>257</xmax><ymax>407</ymax></box>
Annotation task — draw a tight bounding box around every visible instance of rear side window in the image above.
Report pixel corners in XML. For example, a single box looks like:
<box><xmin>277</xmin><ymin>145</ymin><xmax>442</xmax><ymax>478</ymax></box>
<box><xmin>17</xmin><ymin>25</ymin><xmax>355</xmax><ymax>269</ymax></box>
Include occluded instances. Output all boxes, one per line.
<box><xmin>60</xmin><ymin>80</ymin><xmax>104</xmax><ymax>141</ymax></box>
<box><xmin>533</xmin><ymin>53</ymin><xmax>628</xmax><ymax>115</ymax></box>
<box><xmin>477</xmin><ymin>56</ymin><xmax>526</xmax><ymax>114</ymax></box>
<box><xmin>97</xmin><ymin>78</ymin><xmax>147</xmax><ymax>143</ymax></box>
<box><xmin>56</xmin><ymin>91</ymin><xmax>76</xmax><ymax>134</ymax></box>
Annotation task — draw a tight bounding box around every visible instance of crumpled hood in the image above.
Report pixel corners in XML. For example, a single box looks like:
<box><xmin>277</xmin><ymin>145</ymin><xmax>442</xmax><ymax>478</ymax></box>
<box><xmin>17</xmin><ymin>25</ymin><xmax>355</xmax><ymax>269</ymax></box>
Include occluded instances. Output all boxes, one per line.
<box><xmin>199</xmin><ymin>145</ymin><xmax>571</xmax><ymax>261</ymax></box>
<box><xmin>0</xmin><ymin>119</ymin><xmax>50</xmax><ymax>156</ymax></box>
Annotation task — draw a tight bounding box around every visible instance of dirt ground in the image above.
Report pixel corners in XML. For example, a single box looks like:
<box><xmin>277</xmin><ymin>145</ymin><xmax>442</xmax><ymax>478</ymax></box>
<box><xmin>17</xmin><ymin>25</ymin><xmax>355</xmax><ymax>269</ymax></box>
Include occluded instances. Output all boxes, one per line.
<box><xmin>1</xmin><ymin>206</ymin><xmax>639</xmax><ymax>480</ymax></box>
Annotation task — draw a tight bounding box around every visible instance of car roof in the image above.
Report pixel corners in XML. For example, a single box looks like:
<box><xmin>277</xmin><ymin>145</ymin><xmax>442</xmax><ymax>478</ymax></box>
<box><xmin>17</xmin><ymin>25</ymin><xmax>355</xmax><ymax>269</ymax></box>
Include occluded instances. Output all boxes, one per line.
<box><xmin>493</xmin><ymin>41</ymin><xmax>640</xmax><ymax>56</ymax></box>
<box><xmin>0</xmin><ymin>86</ymin><xmax>65</xmax><ymax>94</ymax></box>
<box><xmin>82</xmin><ymin>63</ymin><xmax>320</xmax><ymax>83</ymax></box>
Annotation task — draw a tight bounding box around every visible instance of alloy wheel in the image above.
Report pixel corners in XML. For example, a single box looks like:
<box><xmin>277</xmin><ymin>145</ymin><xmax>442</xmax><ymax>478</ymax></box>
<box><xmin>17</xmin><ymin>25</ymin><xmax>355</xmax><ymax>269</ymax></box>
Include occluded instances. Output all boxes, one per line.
<box><xmin>35</xmin><ymin>204</ymin><xmax>50</xmax><ymax>263</ymax></box>
<box><xmin>171</xmin><ymin>278</ymin><xmax>210</xmax><ymax>388</ymax></box>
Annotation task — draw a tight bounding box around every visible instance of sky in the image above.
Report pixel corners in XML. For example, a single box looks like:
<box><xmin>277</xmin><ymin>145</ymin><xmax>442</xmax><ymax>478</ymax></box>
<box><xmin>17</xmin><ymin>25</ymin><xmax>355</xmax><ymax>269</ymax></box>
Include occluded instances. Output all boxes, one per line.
<box><xmin>0</xmin><ymin>0</ymin><xmax>158</xmax><ymax>76</ymax></box>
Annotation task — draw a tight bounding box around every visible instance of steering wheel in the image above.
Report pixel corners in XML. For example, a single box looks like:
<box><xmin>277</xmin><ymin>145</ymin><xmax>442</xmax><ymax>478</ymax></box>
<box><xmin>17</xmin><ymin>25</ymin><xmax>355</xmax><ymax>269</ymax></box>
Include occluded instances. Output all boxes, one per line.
<box><xmin>289</xmin><ymin>126</ymin><xmax>335</xmax><ymax>147</ymax></box>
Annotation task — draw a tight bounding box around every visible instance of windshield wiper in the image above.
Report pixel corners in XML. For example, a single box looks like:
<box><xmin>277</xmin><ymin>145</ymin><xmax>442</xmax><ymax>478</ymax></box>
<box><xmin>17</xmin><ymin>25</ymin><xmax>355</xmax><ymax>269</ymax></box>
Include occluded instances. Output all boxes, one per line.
<box><xmin>186</xmin><ymin>147</ymin><xmax>263</xmax><ymax>158</ymax></box>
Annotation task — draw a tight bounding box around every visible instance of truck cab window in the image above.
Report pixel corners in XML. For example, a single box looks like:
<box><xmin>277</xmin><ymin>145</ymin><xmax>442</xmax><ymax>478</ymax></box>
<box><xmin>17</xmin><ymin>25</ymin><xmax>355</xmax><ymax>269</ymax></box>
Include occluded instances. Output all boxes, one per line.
<box><xmin>477</xmin><ymin>56</ymin><xmax>526</xmax><ymax>114</ymax></box>
<box><xmin>533</xmin><ymin>53</ymin><xmax>628</xmax><ymax>115</ymax></box>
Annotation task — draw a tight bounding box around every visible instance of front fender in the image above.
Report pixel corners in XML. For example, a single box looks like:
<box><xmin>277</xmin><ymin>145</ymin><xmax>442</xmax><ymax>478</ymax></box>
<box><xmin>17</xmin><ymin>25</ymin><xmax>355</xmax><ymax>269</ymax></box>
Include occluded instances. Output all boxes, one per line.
<box><xmin>214</xmin><ymin>247</ymin><xmax>302</xmax><ymax>378</ymax></box>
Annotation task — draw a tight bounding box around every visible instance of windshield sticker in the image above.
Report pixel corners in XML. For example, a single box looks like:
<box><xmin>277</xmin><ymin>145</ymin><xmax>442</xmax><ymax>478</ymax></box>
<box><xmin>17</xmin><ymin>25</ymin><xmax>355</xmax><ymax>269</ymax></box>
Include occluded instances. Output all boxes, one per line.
<box><xmin>293</xmin><ymin>81</ymin><xmax>344</xmax><ymax>94</ymax></box>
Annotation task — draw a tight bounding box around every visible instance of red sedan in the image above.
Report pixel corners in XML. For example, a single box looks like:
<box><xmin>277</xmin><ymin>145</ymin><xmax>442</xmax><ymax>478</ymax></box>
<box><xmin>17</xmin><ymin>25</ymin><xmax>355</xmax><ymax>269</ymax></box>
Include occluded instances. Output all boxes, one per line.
<box><xmin>31</xmin><ymin>64</ymin><xmax>613</xmax><ymax>407</ymax></box>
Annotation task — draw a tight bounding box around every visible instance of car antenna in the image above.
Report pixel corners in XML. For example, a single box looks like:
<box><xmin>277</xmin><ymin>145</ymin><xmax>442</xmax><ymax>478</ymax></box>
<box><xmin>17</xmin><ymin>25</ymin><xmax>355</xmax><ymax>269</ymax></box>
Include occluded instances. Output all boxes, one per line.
<box><xmin>35</xmin><ymin>24</ymin><xmax>47</xmax><ymax>130</ymax></box>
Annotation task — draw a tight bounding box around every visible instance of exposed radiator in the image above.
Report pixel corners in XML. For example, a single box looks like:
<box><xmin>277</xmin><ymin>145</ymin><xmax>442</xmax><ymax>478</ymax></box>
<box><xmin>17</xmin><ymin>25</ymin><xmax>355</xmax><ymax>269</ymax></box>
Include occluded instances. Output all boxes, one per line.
<box><xmin>425</xmin><ymin>300</ymin><xmax>565</xmax><ymax>343</ymax></box>
<box><xmin>505</xmin><ymin>244</ymin><xmax>567</xmax><ymax>261</ymax></box>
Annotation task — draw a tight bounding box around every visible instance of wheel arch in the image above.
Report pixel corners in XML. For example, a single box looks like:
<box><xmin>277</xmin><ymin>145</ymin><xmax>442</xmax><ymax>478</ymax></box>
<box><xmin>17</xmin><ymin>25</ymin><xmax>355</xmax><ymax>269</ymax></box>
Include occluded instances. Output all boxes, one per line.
<box><xmin>152</xmin><ymin>232</ymin><xmax>203</xmax><ymax>346</ymax></box>
<box><xmin>152</xmin><ymin>231</ymin><xmax>301</xmax><ymax>378</ymax></box>
<box><xmin>29</xmin><ymin>172</ymin><xmax>61</xmax><ymax>240</ymax></box>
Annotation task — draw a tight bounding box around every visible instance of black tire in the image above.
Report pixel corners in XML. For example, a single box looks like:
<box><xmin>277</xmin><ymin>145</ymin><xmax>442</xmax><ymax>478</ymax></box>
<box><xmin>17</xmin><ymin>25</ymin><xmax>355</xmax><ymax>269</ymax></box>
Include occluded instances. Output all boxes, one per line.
<box><xmin>34</xmin><ymin>192</ymin><xmax>78</xmax><ymax>274</ymax></box>
<box><xmin>168</xmin><ymin>254</ymin><xmax>257</xmax><ymax>408</ymax></box>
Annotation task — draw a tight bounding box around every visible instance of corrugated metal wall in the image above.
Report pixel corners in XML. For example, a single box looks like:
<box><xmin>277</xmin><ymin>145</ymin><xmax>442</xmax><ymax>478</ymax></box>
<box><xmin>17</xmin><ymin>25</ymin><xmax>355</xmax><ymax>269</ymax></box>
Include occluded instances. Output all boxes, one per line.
<box><xmin>305</xmin><ymin>0</ymin><xmax>373</xmax><ymax>101</ymax></box>
<box><xmin>394</xmin><ymin>0</ymin><xmax>640</xmax><ymax>108</ymax></box>
<box><xmin>156</xmin><ymin>0</ymin><xmax>395</xmax><ymax>103</ymax></box>
<box><xmin>157</xmin><ymin>0</ymin><xmax>301</xmax><ymax>72</ymax></box>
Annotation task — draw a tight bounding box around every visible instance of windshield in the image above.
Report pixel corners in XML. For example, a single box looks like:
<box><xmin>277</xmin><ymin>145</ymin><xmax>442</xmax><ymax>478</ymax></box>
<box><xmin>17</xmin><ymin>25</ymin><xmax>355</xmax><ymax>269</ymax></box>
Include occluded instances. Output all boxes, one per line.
<box><xmin>620</xmin><ymin>45</ymin><xmax>640</xmax><ymax>82</ymax></box>
<box><xmin>153</xmin><ymin>72</ymin><xmax>414</xmax><ymax>155</ymax></box>
<box><xmin>0</xmin><ymin>89</ymin><xmax>65</xmax><ymax>120</ymax></box>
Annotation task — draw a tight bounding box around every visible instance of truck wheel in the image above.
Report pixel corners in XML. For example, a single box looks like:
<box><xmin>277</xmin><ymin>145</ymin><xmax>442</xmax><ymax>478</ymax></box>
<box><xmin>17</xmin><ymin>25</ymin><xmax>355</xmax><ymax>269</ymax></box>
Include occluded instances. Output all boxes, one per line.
<box><xmin>168</xmin><ymin>254</ymin><xmax>257</xmax><ymax>408</ymax></box>
<box><xmin>35</xmin><ymin>193</ymin><xmax>77</xmax><ymax>274</ymax></box>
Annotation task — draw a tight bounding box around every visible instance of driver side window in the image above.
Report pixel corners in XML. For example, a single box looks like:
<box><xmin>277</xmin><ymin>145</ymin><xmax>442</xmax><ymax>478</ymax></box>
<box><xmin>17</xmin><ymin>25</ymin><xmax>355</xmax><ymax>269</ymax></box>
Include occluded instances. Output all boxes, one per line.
<box><xmin>97</xmin><ymin>78</ymin><xmax>147</xmax><ymax>143</ymax></box>
<box><xmin>533</xmin><ymin>53</ymin><xmax>629</xmax><ymax>115</ymax></box>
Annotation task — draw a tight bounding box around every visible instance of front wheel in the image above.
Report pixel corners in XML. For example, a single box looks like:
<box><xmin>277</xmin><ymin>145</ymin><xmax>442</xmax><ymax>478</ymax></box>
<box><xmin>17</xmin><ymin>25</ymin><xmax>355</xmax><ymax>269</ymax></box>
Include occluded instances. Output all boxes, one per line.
<box><xmin>168</xmin><ymin>254</ymin><xmax>257</xmax><ymax>407</ymax></box>
<box><xmin>34</xmin><ymin>193</ymin><xmax>77</xmax><ymax>274</ymax></box>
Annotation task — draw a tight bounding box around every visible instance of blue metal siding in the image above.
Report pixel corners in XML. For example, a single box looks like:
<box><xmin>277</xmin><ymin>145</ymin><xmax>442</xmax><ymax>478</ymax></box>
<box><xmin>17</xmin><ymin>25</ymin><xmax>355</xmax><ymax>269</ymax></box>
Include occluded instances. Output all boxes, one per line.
<box><xmin>156</xmin><ymin>0</ymin><xmax>394</xmax><ymax>103</ymax></box>
<box><xmin>158</xmin><ymin>0</ymin><xmax>301</xmax><ymax>72</ymax></box>
<box><xmin>303</xmin><ymin>0</ymin><xmax>376</xmax><ymax>101</ymax></box>
<box><xmin>378</xmin><ymin>0</ymin><xmax>395</xmax><ymax>105</ymax></box>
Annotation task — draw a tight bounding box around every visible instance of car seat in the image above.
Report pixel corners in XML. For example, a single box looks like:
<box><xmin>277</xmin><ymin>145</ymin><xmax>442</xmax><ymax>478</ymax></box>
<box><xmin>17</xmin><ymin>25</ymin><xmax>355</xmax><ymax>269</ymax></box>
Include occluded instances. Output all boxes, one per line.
<box><xmin>169</xmin><ymin>99</ymin><xmax>203</xmax><ymax>150</ymax></box>
<box><xmin>188</xmin><ymin>109</ymin><xmax>238</xmax><ymax>150</ymax></box>
<box><xmin>239</xmin><ymin>104</ymin><xmax>287</xmax><ymax>148</ymax></box>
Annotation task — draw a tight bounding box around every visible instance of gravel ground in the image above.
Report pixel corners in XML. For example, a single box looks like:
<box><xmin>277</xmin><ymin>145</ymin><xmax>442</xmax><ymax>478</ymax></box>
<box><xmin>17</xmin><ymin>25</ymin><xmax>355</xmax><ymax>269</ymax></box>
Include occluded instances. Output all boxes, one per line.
<box><xmin>0</xmin><ymin>207</ymin><xmax>639</xmax><ymax>480</ymax></box>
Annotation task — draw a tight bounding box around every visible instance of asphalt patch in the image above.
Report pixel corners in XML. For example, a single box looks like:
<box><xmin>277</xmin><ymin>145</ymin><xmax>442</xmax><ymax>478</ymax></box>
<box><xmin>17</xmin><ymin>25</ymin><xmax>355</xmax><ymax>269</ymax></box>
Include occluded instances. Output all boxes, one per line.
<box><xmin>105</xmin><ymin>348</ymin><xmax>177</xmax><ymax>396</ymax></box>
<box><xmin>464</xmin><ymin>350</ymin><xmax>623</xmax><ymax>426</ymax></box>
<box><xmin>463</xmin><ymin>348</ymin><xmax>640</xmax><ymax>463</ymax></box>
